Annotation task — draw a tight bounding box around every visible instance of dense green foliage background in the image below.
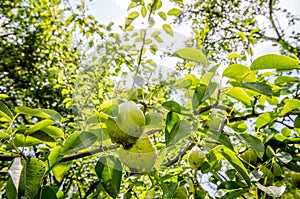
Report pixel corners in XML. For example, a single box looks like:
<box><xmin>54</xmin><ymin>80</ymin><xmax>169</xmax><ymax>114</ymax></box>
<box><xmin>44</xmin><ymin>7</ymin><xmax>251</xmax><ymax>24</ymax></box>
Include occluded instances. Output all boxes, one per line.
<box><xmin>0</xmin><ymin>0</ymin><xmax>299</xmax><ymax>198</ymax></box>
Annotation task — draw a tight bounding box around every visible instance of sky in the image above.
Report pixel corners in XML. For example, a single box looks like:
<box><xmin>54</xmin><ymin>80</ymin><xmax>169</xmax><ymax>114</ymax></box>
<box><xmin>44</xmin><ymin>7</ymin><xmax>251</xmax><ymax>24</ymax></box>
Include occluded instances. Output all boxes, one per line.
<box><xmin>85</xmin><ymin>0</ymin><xmax>300</xmax><ymax>58</ymax></box>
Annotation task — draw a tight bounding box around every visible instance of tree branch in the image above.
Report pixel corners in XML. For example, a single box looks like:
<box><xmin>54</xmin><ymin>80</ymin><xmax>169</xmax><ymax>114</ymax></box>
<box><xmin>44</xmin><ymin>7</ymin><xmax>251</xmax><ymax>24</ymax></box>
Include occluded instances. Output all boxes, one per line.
<box><xmin>60</xmin><ymin>145</ymin><xmax>118</xmax><ymax>162</ymax></box>
<box><xmin>162</xmin><ymin>142</ymin><xmax>195</xmax><ymax>167</ymax></box>
<box><xmin>194</xmin><ymin>103</ymin><xmax>234</xmax><ymax>115</ymax></box>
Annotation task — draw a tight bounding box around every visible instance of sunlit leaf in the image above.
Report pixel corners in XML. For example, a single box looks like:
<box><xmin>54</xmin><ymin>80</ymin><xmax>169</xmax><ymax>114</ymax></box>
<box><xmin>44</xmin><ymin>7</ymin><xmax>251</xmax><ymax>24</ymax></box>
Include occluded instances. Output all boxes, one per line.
<box><xmin>281</xmin><ymin>99</ymin><xmax>300</xmax><ymax>116</ymax></box>
<box><xmin>0</xmin><ymin>102</ymin><xmax>13</xmax><ymax>122</ymax></box>
<box><xmin>25</xmin><ymin>119</ymin><xmax>56</xmax><ymax>136</ymax></box>
<box><xmin>172</xmin><ymin>48</ymin><xmax>208</xmax><ymax>66</ymax></box>
<box><xmin>251</xmin><ymin>54</ymin><xmax>299</xmax><ymax>70</ymax></box>
<box><xmin>167</xmin><ymin>8</ymin><xmax>182</xmax><ymax>16</ymax></box>
<box><xmin>162</xmin><ymin>24</ymin><xmax>173</xmax><ymax>36</ymax></box>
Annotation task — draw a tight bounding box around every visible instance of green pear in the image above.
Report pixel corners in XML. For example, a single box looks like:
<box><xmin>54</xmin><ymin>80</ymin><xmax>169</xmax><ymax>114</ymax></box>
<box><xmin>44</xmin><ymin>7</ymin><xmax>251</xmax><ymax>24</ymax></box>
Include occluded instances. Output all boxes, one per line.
<box><xmin>118</xmin><ymin>133</ymin><xmax>157</xmax><ymax>173</ymax></box>
<box><xmin>240</xmin><ymin>150</ymin><xmax>257</xmax><ymax>165</ymax></box>
<box><xmin>292</xmin><ymin>172</ymin><xmax>300</xmax><ymax>188</ymax></box>
<box><xmin>188</xmin><ymin>146</ymin><xmax>205</xmax><ymax>170</ymax></box>
<box><xmin>105</xmin><ymin>101</ymin><xmax>145</xmax><ymax>148</ymax></box>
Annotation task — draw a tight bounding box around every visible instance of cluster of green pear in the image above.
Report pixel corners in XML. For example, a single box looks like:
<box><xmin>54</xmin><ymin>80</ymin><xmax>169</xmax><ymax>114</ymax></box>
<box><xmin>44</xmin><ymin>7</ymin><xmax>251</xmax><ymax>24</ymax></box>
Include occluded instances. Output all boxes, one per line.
<box><xmin>105</xmin><ymin>101</ymin><xmax>157</xmax><ymax>173</ymax></box>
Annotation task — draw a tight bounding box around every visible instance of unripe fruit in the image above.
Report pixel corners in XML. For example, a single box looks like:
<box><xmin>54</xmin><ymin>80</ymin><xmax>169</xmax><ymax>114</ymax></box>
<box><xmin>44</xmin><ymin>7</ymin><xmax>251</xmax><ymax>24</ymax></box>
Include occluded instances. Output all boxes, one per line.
<box><xmin>188</xmin><ymin>146</ymin><xmax>205</xmax><ymax>170</ymax></box>
<box><xmin>118</xmin><ymin>133</ymin><xmax>157</xmax><ymax>173</ymax></box>
<box><xmin>106</xmin><ymin>101</ymin><xmax>145</xmax><ymax>148</ymax></box>
<box><xmin>240</xmin><ymin>150</ymin><xmax>257</xmax><ymax>165</ymax></box>
<box><xmin>292</xmin><ymin>172</ymin><xmax>300</xmax><ymax>189</ymax></box>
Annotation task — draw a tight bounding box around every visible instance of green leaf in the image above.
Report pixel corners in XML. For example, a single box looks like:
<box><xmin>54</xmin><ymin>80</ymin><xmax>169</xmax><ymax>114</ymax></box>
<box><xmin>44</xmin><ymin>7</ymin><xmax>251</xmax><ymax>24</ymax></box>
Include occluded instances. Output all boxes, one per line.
<box><xmin>125</xmin><ymin>11</ymin><xmax>139</xmax><ymax>28</ymax></box>
<box><xmin>40</xmin><ymin>186</ymin><xmax>58</xmax><ymax>199</ymax></box>
<box><xmin>141</xmin><ymin>6</ymin><xmax>147</xmax><ymax>17</ymax></box>
<box><xmin>162</xmin><ymin>101</ymin><xmax>189</xmax><ymax>114</ymax></box>
<box><xmin>25</xmin><ymin>119</ymin><xmax>56</xmax><ymax>136</ymax></box>
<box><xmin>40</xmin><ymin>126</ymin><xmax>64</xmax><ymax>139</ymax></box>
<box><xmin>0</xmin><ymin>130</ymin><xmax>10</xmax><ymax>140</ymax></box>
<box><xmin>14</xmin><ymin>134</ymin><xmax>44</xmax><ymax>147</ymax></box>
<box><xmin>223</xmin><ymin>64</ymin><xmax>251</xmax><ymax>81</ymax></box>
<box><xmin>295</xmin><ymin>115</ymin><xmax>300</xmax><ymax>128</ymax></box>
<box><xmin>192</xmin><ymin>85</ymin><xmax>207</xmax><ymax>110</ymax></box>
<box><xmin>0</xmin><ymin>102</ymin><xmax>13</xmax><ymax>122</ymax></box>
<box><xmin>158</xmin><ymin>12</ymin><xmax>167</xmax><ymax>20</ymax></box>
<box><xmin>171</xmin><ymin>0</ymin><xmax>183</xmax><ymax>5</ymax></box>
<box><xmin>226</xmin><ymin>87</ymin><xmax>251</xmax><ymax>106</ymax></box>
<box><xmin>237</xmin><ymin>133</ymin><xmax>264</xmax><ymax>159</ymax></box>
<box><xmin>217</xmin><ymin>146</ymin><xmax>251</xmax><ymax>185</ymax></box>
<box><xmin>45</xmin><ymin>146</ymin><xmax>64</xmax><ymax>171</ymax></box>
<box><xmin>162</xmin><ymin>24</ymin><xmax>173</xmax><ymax>36</ymax></box>
<box><xmin>167</xmin><ymin>8</ymin><xmax>182</xmax><ymax>17</ymax></box>
<box><xmin>6</xmin><ymin>178</ymin><xmax>17</xmax><ymax>199</ymax></box>
<box><xmin>172</xmin><ymin>48</ymin><xmax>207</xmax><ymax>66</ymax></box>
<box><xmin>251</xmin><ymin>54</ymin><xmax>299</xmax><ymax>70</ymax></box>
<box><xmin>230</xmin><ymin>82</ymin><xmax>272</xmax><ymax>97</ymax></box>
<box><xmin>13</xmin><ymin>158</ymin><xmax>46</xmax><ymax>198</ymax></box>
<box><xmin>218</xmin><ymin>188</ymin><xmax>249</xmax><ymax>199</ymax></box>
<box><xmin>168</xmin><ymin>120</ymin><xmax>192</xmax><ymax>145</ymax></box>
<box><xmin>165</xmin><ymin>182</ymin><xmax>178</xmax><ymax>199</ymax></box>
<box><xmin>15</xmin><ymin>107</ymin><xmax>51</xmax><ymax>118</ymax></box>
<box><xmin>165</xmin><ymin>111</ymin><xmax>180</xmax><ymax>145</ymax></box>
<box><xmin>256</xmin><ymin>113</ymin><xmax>276</xmax><ymax>129</ymax></box>
<box><xmin>207</xmin><ymin>130</ymin><xmax>234</xmax><ymax>151</ymax></box>
<box><xmin>127</xmin><ymin>2</ymin><xmax>138</xmax><ymax>10</ymax></box>
<box><xmin>256</xmin><ymin>182</ymin><xmax>286</xmax><ymax>198</ymax></box>
<box><xmin>95</xmin><ymin>155</ymin><xmax>122</xmax><ymax>199</ymax></box>
<box><xmin>38</xmin><ymin>109</ymin><xmax>62</xmax><ymax>123</ymax></box>
<box><xmin>29</xmin><ymin>131</ymin><xmax>56</xmax><ymax>145</ymax></box>
<box><xmin>275</xmin><ymin>76</ymin><xmax>298</xmax><ymax>85</ymax></box>
<box><xmin>281</xmin><ymin>99</ymin><xmax>300</xmax><ymax>116</ymax></box>
<box><xmin>285</xmin><ymin>162</ymin><xmax>300</xmax><ymax>172</ymax></box>
<box><xmin>52</xmin><ymin>162</ymin><xmax>72</xmax><ymax>183</ymax></box>
<box><xmin>62</xmin><ymin>131</ymin><xmax>97</xmax><ymax>154</ymax></box>
<box><xmin>64</xmin><ymin>13</ymin><xmax>77</xmax><ymax>26</ymax></box>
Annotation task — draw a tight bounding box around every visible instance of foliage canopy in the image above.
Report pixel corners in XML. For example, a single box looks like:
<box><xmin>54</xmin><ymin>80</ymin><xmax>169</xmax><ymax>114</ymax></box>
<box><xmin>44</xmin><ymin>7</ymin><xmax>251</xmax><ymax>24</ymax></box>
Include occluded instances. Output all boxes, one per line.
<box><xmin>0</xmin><ymin>0</ymin><xmax>300</xmax><ymax>198</ymax></box>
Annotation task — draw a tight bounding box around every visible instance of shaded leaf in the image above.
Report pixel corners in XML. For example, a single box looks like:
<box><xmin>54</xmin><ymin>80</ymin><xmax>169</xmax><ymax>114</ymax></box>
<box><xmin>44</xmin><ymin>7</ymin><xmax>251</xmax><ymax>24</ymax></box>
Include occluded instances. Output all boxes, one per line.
<box><xmin>237</xmin><ymin>133</ymin><xmax>264</xmax><ymax>159</ymax></box>
<box><xmin>230</xmin><ymin>82</ymin><xmax>272</xmax><ymax>97</ymax></box>
<box><xmin>162</xmin><ymin>101</ymin><xmax>189</xmax><ymax>114</ymax></box>
<box><xmin>40</xmin><ymin>186</ymin><xmax>57</xmax><ymax>199</ymax></box>
<box><xmin>207</xmin><ymin>130</ymin><xmax>234</xmax><ymax>151</ymax></box>
<box><xmin>62</xmin><ymin>132</ymin><xmax>97</xmax><ymax>154</ymax></box>
<box><xmin>218</xmin><ymin>188</ymin><xmax>249</xmax><ymax>199</ymax></box>
<box><xmin>15</xmin><ymin>158</ymin><xmax>46</xmax><ymax>198</ymax></box>
<box><xmin>95</xmin><ymin>155</ymin><xmax>122</xmax><ymax>199</ymax></box>
<box><xmin>217</xmin><ymin>146</ymin><xmax>251</xmax><ymax>185</ymax></box>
